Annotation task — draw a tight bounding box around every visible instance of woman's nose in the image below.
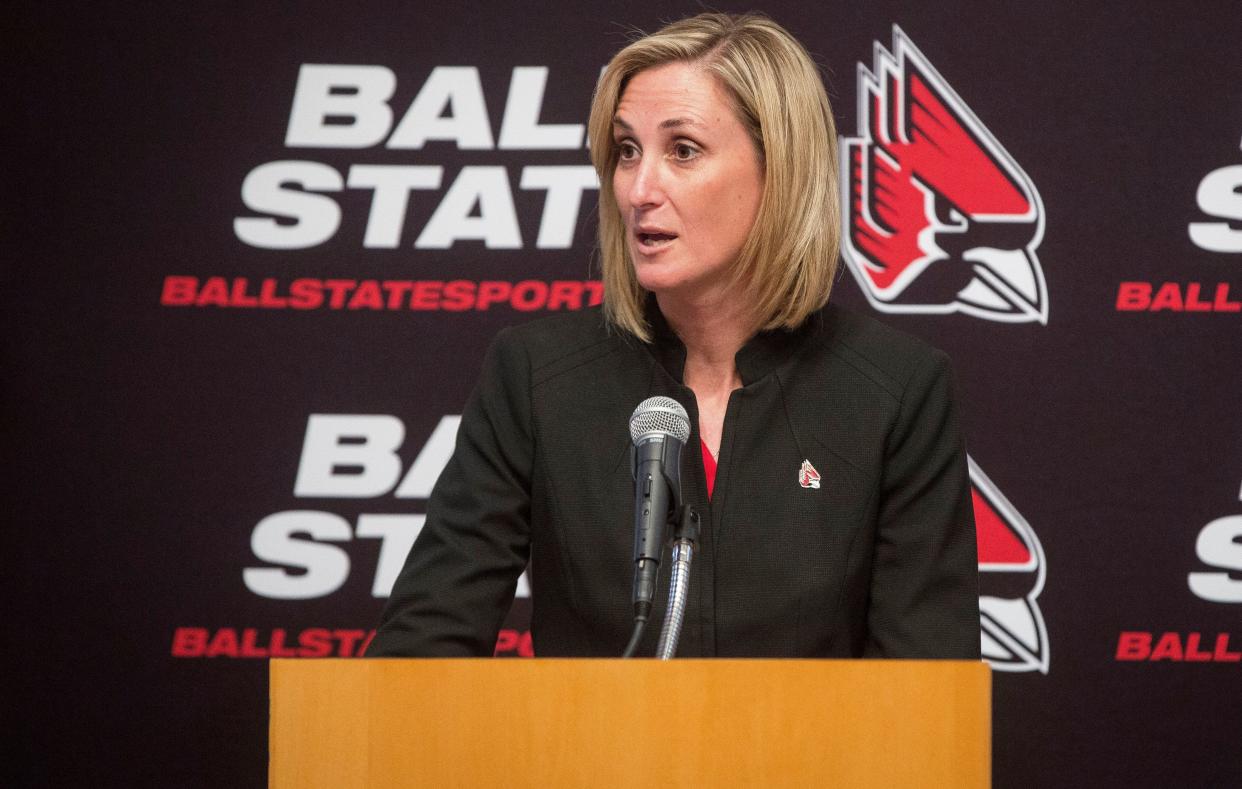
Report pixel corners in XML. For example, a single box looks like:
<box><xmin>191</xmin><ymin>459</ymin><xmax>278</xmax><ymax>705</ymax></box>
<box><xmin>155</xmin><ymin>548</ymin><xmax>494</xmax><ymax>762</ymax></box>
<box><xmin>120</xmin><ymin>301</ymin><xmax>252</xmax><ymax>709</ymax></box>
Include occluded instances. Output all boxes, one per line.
<box><xmin>626</xmin><ymin>157</ymin><xmax>665</xmax><ymax>209</ymax></box>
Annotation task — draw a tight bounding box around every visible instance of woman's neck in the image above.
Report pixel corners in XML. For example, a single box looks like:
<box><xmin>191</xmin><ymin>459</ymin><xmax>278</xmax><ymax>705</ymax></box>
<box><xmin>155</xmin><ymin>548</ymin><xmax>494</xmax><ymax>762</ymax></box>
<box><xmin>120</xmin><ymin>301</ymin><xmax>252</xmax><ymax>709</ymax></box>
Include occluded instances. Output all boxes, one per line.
<box><xmin>656</xmin><ymin>289</ymin><xmax>750</xmax><ymax>390</ymax></box>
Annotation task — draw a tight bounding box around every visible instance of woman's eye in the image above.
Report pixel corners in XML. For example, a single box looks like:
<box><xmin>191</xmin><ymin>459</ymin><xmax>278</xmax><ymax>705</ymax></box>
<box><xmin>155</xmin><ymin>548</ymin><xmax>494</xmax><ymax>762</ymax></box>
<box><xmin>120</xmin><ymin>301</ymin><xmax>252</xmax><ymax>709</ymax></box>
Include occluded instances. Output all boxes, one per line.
<box><xmin>617</xmin><ymin>141</ymin><xmax>639</xmax><ymax>160</ymax></box>
<box><xmin>673</xmin><ymin>143</ymin><xmax>699</xmax><ymax>161</ymax></box>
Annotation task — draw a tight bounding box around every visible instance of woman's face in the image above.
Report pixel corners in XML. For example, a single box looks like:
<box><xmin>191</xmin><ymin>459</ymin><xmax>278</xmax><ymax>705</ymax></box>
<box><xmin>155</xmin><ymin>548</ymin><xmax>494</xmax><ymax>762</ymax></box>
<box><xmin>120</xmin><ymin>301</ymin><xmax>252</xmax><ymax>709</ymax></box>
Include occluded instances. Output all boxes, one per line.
<box><xmin>611</xmin><ymin>61</ymin><xmax>764</xmax><ymax>300</ymax></box>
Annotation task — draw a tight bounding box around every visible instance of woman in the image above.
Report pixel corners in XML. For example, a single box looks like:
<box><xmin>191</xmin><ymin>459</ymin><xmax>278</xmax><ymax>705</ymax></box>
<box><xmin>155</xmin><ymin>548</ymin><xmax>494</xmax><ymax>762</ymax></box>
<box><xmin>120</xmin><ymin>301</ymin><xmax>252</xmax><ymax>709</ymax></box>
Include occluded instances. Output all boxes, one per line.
<box><xmin>369</xmin><ymin>13</ymin><xmax>979</xmax><ymax>659</ymax></box>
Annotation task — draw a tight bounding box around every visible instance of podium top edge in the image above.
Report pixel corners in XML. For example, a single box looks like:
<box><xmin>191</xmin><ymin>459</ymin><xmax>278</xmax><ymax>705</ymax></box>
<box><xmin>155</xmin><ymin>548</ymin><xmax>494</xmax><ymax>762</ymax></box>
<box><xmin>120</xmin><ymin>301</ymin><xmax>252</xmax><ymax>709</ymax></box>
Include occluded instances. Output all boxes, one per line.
<box><xmin>270</xmin><ymin>657</ymin><xmax>991</xmax><ymax>671</ymax></box>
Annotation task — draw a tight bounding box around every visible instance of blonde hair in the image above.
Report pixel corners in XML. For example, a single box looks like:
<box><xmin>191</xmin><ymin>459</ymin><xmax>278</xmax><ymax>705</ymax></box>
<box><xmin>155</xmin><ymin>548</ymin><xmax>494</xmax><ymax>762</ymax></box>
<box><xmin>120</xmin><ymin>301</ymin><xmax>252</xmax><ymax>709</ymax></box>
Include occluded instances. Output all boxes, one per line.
<box><xmin>589</xmin><ymin>12</ymin><xmax>840</xmax><ymax>342</ymax></box>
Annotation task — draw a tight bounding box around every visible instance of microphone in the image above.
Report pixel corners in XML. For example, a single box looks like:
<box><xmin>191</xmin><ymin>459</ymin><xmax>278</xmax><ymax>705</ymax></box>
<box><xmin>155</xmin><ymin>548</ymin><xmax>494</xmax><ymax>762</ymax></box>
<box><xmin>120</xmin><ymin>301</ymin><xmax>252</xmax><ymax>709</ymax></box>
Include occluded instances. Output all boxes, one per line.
<box><xmin>627</xmin><ymin>396</ymin><xmax>690</xmax><ymax>623</ymax></box>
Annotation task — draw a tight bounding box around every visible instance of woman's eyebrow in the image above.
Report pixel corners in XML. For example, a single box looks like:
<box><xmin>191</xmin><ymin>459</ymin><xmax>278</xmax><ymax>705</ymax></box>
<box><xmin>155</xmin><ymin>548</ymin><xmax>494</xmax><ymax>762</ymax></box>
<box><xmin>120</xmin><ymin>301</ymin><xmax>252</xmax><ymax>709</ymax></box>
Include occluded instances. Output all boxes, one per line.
<box><xmin>612</xmin><ymin>116</ymin><xmax>704</xmax><ymax>131</ymax></box>
<box><xmin>658</xmin><ymin>117</ymin><xmax>702</xmax><ymax>130</ymax></box>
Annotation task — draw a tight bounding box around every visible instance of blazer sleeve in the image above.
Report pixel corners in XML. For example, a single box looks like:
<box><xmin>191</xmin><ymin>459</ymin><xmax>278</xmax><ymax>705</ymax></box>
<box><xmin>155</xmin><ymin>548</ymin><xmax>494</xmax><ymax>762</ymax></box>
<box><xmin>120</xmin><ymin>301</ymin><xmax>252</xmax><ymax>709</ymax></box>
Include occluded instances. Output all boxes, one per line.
<box><xmin>367</xmin><ymin>328</ymin><xmax>533</xmax><ymax>657</ymax></box>
<box><xmin>863</xmin><ymin>349</ymin><xmax>980</xmax><ymax>659</ymax></box>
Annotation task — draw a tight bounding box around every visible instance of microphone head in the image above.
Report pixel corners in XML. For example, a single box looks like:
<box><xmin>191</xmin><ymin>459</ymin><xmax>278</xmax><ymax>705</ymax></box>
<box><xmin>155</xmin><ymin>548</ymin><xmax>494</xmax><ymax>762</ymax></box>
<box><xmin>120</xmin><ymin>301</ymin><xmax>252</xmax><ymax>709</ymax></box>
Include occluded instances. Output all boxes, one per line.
<box><xmin>629</xmin><ymin>396</ymin><xmax>691</xmax><ymax>445</ymax></box>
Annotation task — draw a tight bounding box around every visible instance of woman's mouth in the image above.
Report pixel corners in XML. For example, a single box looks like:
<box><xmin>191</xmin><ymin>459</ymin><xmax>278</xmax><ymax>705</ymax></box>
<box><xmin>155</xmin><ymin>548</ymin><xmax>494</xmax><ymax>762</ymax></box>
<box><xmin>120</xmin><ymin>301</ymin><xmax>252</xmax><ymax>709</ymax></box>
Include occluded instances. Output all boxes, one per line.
<box><xmin>637</xmin><ymin>232</ymin><xmax>677</xmax><ymax>249</ymax></box>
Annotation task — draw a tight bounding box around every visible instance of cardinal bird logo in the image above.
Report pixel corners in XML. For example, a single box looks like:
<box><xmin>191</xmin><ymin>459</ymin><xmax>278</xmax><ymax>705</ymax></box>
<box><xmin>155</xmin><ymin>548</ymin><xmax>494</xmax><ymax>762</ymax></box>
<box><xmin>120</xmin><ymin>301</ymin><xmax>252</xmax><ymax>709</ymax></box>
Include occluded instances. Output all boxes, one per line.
<box><xmin>798</xmin><ymin>460</ymin><xmax>821</xmax><ymax>489</ymax></box>
<box><xmin>969</xmin><ymin>456</ymin><xmax>1049</xmax><ymax>673</ymax></box>
<box><xmin>842</xmin><ymin>28</ymin><xmax>1048</xmax><ymax>323</ymax></box>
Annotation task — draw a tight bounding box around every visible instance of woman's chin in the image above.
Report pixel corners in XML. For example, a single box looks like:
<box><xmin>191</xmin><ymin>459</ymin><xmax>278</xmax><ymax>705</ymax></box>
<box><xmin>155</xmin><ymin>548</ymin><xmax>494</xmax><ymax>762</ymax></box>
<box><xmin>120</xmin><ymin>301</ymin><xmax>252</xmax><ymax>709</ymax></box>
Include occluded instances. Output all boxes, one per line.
<box><xmin>635</xmin><ymin>274</ymin><xmax>677</xmax><ymax>294</ymax></box>
<box><xmin>633</xmin><ymin>263</ymin><xmax>693</xmax><ymax>295</ymax></box>
<box><xmin>636</xmin><ymin>269</ymin><xmax>737</xmax><ymax>305</ymax></box>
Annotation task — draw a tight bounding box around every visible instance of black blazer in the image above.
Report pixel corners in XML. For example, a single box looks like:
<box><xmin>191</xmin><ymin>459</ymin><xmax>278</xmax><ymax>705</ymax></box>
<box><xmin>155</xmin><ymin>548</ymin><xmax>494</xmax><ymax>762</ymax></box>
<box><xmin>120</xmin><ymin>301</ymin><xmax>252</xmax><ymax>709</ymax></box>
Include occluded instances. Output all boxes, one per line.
<box><xmin>370</xmin><ymin>303</ymin><xmax>980</xmax><ymax>658</ymax></box>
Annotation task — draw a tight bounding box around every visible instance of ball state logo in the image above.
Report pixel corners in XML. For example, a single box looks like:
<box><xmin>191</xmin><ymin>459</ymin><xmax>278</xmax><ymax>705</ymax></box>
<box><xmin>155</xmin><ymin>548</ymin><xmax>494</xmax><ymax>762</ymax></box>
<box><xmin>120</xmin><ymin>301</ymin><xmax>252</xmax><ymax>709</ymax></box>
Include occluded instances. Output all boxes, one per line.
<box><xmin>970</xmin><ymin>456</ymin><xmax>1049</xmax><ymax>673</ymax></box>
<box><xmin>841</xmin><ymin>28</ymin><xmax>1048</xmax><ymax>324</ymax></box>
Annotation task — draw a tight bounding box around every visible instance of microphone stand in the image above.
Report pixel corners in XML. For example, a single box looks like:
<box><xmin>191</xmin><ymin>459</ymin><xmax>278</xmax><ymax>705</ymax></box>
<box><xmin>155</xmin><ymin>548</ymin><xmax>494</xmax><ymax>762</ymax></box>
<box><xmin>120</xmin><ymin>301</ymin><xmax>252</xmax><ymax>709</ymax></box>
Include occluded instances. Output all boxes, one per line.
<box><xmin>655</xmin><ymin>506</ymin><xmax>700</xmax><ymax>660</ymax></box>
<box><xmin>620</xmin><ymin>505</ymin><xmax>701</xmax><ymax>659</ymax></box>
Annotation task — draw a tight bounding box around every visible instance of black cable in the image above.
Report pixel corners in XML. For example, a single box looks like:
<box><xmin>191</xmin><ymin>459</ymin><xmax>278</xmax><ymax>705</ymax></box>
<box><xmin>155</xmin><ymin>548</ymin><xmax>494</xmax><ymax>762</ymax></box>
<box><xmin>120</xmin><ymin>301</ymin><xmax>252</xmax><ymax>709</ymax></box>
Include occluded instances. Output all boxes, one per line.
<box><xmin>621</xmin><ymin>617</ymin><xmax>647</xmax><ymax>658</ymax></box>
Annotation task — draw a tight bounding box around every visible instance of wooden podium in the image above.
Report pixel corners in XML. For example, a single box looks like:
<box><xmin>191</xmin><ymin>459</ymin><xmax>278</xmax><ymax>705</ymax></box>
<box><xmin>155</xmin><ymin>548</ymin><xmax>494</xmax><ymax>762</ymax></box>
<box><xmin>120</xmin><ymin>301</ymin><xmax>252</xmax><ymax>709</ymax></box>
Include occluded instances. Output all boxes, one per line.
<box><xmin>270</xmin><ymin>658</ymin><xmax>990</xmax><ymax>787</ymax></box>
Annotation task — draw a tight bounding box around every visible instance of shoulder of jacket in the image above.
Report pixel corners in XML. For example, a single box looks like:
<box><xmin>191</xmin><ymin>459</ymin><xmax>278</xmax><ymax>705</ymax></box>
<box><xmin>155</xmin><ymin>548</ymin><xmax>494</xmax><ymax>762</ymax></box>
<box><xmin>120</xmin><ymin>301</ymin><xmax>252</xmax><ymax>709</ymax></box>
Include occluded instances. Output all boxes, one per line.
<box><xmin>812</xmin><ymin>303</ymin><xmax>950</xmax><ymax>402</ymax></box>
<box><xmin>496</xmin><ymin>306</ymin><xmax>633</xmax><ymax>382</ymax></box>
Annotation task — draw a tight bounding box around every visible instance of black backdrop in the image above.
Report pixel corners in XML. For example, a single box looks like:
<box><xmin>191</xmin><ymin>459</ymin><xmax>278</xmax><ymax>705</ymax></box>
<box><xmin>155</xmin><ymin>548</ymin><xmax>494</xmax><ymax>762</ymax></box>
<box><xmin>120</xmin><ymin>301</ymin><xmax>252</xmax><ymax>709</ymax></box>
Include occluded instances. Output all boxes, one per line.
<box><xmin>8</xmin><ymin>2</ymin><xmax>1242</xmax><ymax>786</ymax></box>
